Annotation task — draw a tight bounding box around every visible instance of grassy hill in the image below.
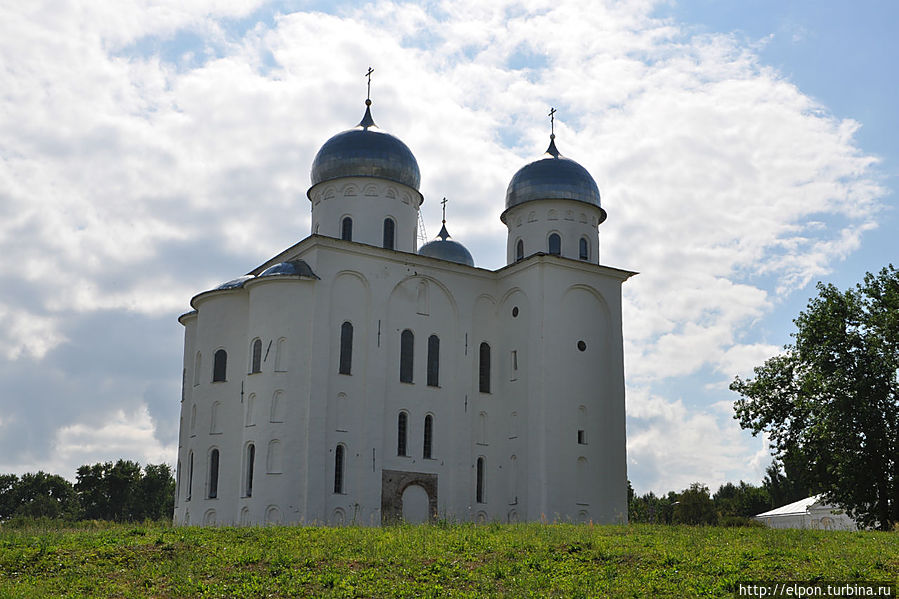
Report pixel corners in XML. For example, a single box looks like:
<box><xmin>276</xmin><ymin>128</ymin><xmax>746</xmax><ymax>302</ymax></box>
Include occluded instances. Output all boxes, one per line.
<box><xmin>1</xmin><ymin>520</ymin><xmax>896</xmax><ymax>597</ymax></box>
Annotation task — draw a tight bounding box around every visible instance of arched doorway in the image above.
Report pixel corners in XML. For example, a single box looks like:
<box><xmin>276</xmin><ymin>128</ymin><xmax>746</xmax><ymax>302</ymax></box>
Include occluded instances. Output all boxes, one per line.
<box><xmin>401</xmin><ymin>484</ymin><xmax>430</xmax><ymax>523</ymax></box>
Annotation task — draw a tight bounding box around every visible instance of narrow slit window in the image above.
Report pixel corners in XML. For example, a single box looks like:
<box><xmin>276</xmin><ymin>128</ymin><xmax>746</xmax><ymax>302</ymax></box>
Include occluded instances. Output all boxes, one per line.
<box><xmin>212</xmin><ymin>349</ymin><xmax>227</xmax><ymax>382</ymax></box>
<box><xmin>251</xmin><ymin>338</ymin><xmax>262</xmax><ymax>373</ymax></box>
<box><xmin>548</xmin><ymin>233</ymin><xmax>561</xmax><ymax>255</ymax></box>
<box><xmin>334</xmin><ymin>445</ymin><xmax>345</xmax><ymax>493</ymax></box>
<box><xmin>423</xmin><ymin>415</ymin><xmax>433</xmax><ymax>459</ymax></box>
<box><xmin>400</xmin><ymin>329</ymin><xmax>414</xmax><ymax>383</ymax></box>
<box><xmin>245</xmin><ymin>443</ymin><xmax>255</xmax><ymax>497</ymax></box>
<box><xmin>383</xmin><ymin>218</ymin><xmax>395</xmax><ymax>249</ymax></box>
<box><xmin>479</xmin><ymin>342</ymin><xmax>491</xmax><ymax>393</ymax></box>
<box><xmin>579</xmin><ymin>237</ymin><xmax>589</xmax><ymax>260</ymax></box>
<box><xmin>427</xmin><ymin>334</ymin><xmax>439</xmax><ymax>387</ymax></box>
<box><xmin>208</xmin><ymin>449</ymin><xmax>219</xmax><ymax>499</ymax></box>
<box><xmin>516</xmin><ymin>239</ymin><xmax>524</xmax><ymax>261</ymax></box>
<box><xmin>397</xmin><ymin>412</ymin><xmax>408</xmax><ymax>456</ymax></box>
<box><xmin>339</xmin><ymin>321</ymin><xmax>353</xmax><ymax>375</ymax></box>
<box><xmin>476</xmin><ymin>457</ymin><xmax>485</xmax><ymax>503</ymax></box>
<box><xmin>187</xmin><ymin>452</ymin><xmax>194</xmax><ymax>501</ymax></box>
<box><xmin>341</xmin><ymin>216</ymin><xmax>353</xmax><ymax>241</ymax></box>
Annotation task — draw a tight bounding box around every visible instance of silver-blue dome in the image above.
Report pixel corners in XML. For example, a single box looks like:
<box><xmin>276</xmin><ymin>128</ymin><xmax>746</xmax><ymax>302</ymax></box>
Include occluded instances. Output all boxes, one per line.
<box><xmin>504</xmin><ymin>138</ymin><xmax>606</xmax><ymax>223</ymax></box>
<box><xmin>258</xmin><ymin>260</ymin><xmax>318</xmax><ymax>279</ymax></box>
<box><xmin>310</xmin><ymin>104</ymin><xmax>421</xmax><ymax>191</ymax></box>
<box><xmin>215</xmin><ymin>275</ymin><xmax>254</xmax><ymax>290</ymax></box>
<box><xmin>418</xmin><ymin>224</ymin><xmax>475</xmax><ymax>267</ymax></box>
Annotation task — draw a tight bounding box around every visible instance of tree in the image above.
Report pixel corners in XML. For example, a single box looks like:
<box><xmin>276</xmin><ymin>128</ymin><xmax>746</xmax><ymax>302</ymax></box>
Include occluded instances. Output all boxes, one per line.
<box><xmin>136</xmin><ymin>463</ymin><xmax>175</xmax><ymax>520</ymax></box>
<box><xmin>761</xmin><ymin>459</ymin><xmax>811</xmax><ymax>509</ymax></box>
<box><xmin>0</xmin><ymin>472</ymin><xmax>80</xmax><ymax>520</ymax></box>
<box><xmin>713</xmin><ymin>481</ymin><xmax>771</xmax><ymax>521</ymax></box>
<box><xmin>731</xmin><ymin>265</ymin><xmax>899</xmax><ymax>530</ymax></box>
<box><xmin>672</xmin><ymin>483</ymin><xmax>717</xmax><ymax>525</ymax></box>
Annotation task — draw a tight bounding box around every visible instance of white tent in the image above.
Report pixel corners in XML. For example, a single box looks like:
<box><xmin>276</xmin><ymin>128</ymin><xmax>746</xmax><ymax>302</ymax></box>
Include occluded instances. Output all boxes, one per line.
<box><xmin>754</xmin><ymin>495</ymin><xmax>858</xmax><ymax>530</ymax></box>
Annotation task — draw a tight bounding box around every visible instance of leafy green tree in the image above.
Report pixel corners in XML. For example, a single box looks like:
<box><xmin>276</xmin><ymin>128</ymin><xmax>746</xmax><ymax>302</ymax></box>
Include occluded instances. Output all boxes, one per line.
<box><xmin>731</xmin><ymin>265</ymin><xmax>899</xmax><ymax>530</ymax></box>
<box><xmin>76</xmin><ymin>460</ymin><xmax>175</xmax><ymax>521</ymax></box>
<box><xmin>761</xmin><ymin>459</ymin><xmax>811</xmax><ymax>509</ymax></box>
<box><xmin>713</xmin><ymin>481</ymin><xmax>771</xmax><ymax>520</ymax></box>
<box><xmin>629</xmin><ymin>490</ymin><xmax>677</xmax><ymax>524</ymax></box>
<box><xmin>672</xmin><ymin>483</ymin><xmax>717</xmax><ymax>525</ymax></box>
<box><xmin>3</xmin><ymin>472</ymin><xmax>80</xmax><ymax>520</ymax></box>
<box><xmin>0</xmin><ymin>474</ymin><xmax>18</xmax><ymax>520</ymax></box>
<box><xmin>75</xmin><ymin>462</ymin><xmax>112</xmax><ymax>520</ymax></box>
<box><xmin>136</xmin><ymin>463</ymin><xmax>175</xmax><ymax>520</ymax></box>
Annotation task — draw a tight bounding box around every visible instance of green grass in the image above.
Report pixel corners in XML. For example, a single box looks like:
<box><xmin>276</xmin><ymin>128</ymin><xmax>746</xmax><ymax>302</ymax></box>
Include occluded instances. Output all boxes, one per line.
<box><xmin>0</xmin><ymin>521</ymin><xmax>896</xmax><ymax>598</ymax></box>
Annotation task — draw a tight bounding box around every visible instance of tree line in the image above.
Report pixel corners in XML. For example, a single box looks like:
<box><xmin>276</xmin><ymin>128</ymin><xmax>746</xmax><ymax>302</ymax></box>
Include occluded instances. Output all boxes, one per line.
<box><xmin>628</xmin><ymin>460</ymin><xmax>810</xmax><ymax>526</ymax></box>
<box><xmin>0</xmin><ymin>460</ymin><xmax>174</xmax><ymax>523</ymax></box>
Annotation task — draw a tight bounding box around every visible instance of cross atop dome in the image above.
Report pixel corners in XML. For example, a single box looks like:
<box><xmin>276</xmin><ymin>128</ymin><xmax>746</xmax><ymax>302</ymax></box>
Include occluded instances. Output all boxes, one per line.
<box><xmin>546</xmin><ymin>106</ymin><xmax>560</xmax><ymax>157</ymax></box>
<box><xmin>359</xmin><ymin>66</ymin><xmax>377</xmax><ymax>129</ymax></box>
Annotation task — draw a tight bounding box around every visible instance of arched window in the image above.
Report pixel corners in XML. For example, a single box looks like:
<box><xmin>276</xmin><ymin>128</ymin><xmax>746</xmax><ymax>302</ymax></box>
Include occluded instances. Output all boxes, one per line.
<box><xmin>210</xmin><ymin>401</ymin><xmax>221</xmax><ymax>434</ymax></box>
<box><xmin>397</xmin><ymin>412</ymin><xmax>408</xmax><ymax>456</ymax></box>
<box><xmin>548</xmin><ymin>233</ymin><xmax>561</xmax><ymax>255</ymax></box>
<box><xmin>426</xmin><ymin>334</ymin><xmax>439</xmax><ymax>387</ymax></box>
<box><xmin>516</xmin><ymin>239</ymin><xmax>524</xmax><ymax>261</ymax></box>
<box><xmin>187</xmin><ymin>452</ymin><xmax>194</xmax><ymax>501</ymax></box>
<box><xmin>509</xmin><ymin>455</ymin><xmax>518</xmax><ymax>504</ymax></box>
<box><xmin>250</xmin><ymin>338</ymin><xmax>262</xmax><ymax>373</ymax></box>
<box><xmin>478</xmin><ymin>411</ymin><xmax>488</xmax><ymax>445</ymax></box>
<box><xmin>334</xmin><ymin>445</ymin><xmax>345</xmax><ymax>493</ymax></box>
<box><xmin>274</xmin><ymin>337</ymin><xmax>287</xmax><ymax>372</ymax></box>
<box><xmin>476</xmin><ymin>457</ymin><xmax>485</xmax><ymax>503</ymax></box>
<box><xmin>341</xmin><ymin>216</ymin><xmax>353</xmax><ymax>241</ymax></box>
<box><xmin>190</xmin><ymin>404</ymin><xmax>197</xmax><ymax>435</ymax></box>
<box><xmin>245</xmin><ymin>393</ymin><xmax>256</xmax><ymax>426</ymax></box>
<box><xmin>383</xmin><ymin>218</ymin><xmax>395</xmax><ymax>250</ymax></box>
<box><xmin>212</xmin><ymin>349</ymin><xmax>227</xmax><ymax>382</ymax></box>
<box><xmin>267</xmin><ymin>440</ymin><xmax>282</xmax><ymax>474</ymax></box>
<box><xmin>423</xmin><ymin>415</ymin><xmax>433</xmax><ymax>459</ymax></box>
<box><xmin>193</xmin><ymin>352</ymin><xmax>201</xmax><ymax>386</ymax></box>
<box><xmin>479</xmin><ymin>342</ymin><xmax>491</xmax><ymax>393</ymax></box>
<box><xmin>339</xmin><ymin>321</ymin><xmax>353</xmax><ymax>375</ymax></box>
<box><xmin>400</xmin><ymin>329</ymin><xmax>414</xmax><ymax>383</ymax></box>
<box><xmin>576</xmin><ymin>457</ymin><xmax>588</xmax><ymax>504</ymax></box>
<box><xmin>579</xmin><ymin>237</ymin><xmax>589</xmax><ymax>261</ymax></box>
<box><xmin>208</xmin><ymin>449</ymin><xmax>219</xmax><ymax>499</ymax></box>
<box><xmin>270</xmin><ymin>390</ymin><xmax>283</xmax><ymax>423</ymax></box>
<box><xmin>245</xmin><ymin>443</ymin><xmax>255</xmax><ymax>497</ymax></box>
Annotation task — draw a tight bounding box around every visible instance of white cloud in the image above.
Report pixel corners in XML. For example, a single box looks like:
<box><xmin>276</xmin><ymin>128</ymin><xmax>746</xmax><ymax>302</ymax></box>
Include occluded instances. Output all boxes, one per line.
<box><xmin>53</xmin><ymin>406</ymin><xmax>176</xmax><ymax>471</ymax></box>
<box><xmin>627</xmin><ymin>386</ymin><xmax>769</xmax><ymax>493</ymax></box>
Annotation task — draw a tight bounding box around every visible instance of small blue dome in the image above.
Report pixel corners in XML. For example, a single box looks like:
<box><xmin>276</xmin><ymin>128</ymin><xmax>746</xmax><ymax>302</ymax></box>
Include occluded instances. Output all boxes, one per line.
<box><xmin>418</xmin><ymin>224</ymin><xmax>475</xmax><ymax>267</ymax></box>
<box><xmin>258</xmin><ymin>260</ymin><xmax>318</xmax><ymax>279</ymax></box>
<box><xmin>504</xmin><ymin>137</ymin><xmax>606</xmax><ymax>223</ymax></box>
<box><xmin>215</xmin><ymin>275</ymin><xmax>254</xmax><ymax>290</ymax></box>
<box><xmin>310</xmin><ymin>104</ymin><xmax>421</xmax><ymax>191</ymax></box>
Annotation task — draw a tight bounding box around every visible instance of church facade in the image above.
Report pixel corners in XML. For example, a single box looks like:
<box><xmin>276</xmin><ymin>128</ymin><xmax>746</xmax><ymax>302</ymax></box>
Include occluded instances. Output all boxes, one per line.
<box><xmin>174</xmin><ymin>98</ymin><xmax>634</xmax><ymax>526</ymax></box>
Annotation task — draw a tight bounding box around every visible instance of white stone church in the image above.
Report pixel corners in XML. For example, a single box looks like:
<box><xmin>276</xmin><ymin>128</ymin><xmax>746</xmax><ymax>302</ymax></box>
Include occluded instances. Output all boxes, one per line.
<box><xmin>174</xmin><ymin>96</ymin><xmax>634</xmax><ymax>526</ymax></box>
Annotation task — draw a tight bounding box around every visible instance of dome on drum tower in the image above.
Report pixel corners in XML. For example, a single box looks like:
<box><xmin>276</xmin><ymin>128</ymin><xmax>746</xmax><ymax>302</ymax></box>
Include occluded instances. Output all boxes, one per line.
<box><xmin>501</xmin><ymin>108</ymin><xmax>607</xmax><ymax>265</ymax></box>
<box><xmin>503</xmin><ymin>134</ymin><xmax>606</xmax><ymax>223</ymax></box>
<box><xmin>309</xmin><ymin>99</ymin><xmax>421</xmax><ymax>193</ymax></box>
<box><xmin>306</xmin><ymin>69</ymin><xmax>423</xmax><ymax>254</ymax></box>
<box><xmin>418</xmin><ymin>198</ymin><xmax>474</xmax><ymax>267</ymax></box>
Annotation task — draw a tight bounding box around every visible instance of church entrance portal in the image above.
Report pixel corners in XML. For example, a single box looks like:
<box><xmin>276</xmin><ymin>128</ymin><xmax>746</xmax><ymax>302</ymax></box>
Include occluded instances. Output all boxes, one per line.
<box><xmin>381</xmin><ymin>470</ymin><xmax>437</xmax><ymax>524</ymax></box>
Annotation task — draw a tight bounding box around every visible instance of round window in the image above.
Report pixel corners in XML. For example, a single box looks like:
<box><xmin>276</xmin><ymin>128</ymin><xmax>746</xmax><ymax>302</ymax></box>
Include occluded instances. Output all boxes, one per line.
<box><xmin>577</xmin><ymin>340</ymin><xmax>587</xmax><ymax>352</ymax></box>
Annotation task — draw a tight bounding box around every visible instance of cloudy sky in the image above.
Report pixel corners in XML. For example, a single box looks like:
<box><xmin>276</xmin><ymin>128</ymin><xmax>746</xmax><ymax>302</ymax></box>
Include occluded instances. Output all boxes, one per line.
<box><xmin>1</xmin><ymin>0</ymin><xmax>895</xmax><ymax>495</ymax></box>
